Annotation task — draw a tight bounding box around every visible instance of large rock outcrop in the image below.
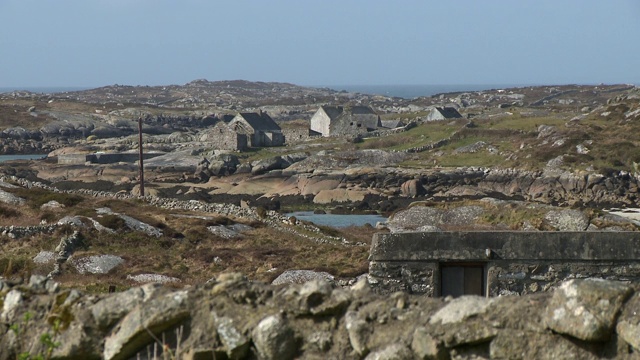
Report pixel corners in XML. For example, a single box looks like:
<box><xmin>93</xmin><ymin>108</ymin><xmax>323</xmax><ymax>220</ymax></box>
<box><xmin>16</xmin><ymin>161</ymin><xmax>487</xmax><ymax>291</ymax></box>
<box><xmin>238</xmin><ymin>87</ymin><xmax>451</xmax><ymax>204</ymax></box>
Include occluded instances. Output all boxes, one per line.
<box><xmin>1</xmin><ymin>275</ymin><xmax>639</xmax><ymax>359</ymax></box>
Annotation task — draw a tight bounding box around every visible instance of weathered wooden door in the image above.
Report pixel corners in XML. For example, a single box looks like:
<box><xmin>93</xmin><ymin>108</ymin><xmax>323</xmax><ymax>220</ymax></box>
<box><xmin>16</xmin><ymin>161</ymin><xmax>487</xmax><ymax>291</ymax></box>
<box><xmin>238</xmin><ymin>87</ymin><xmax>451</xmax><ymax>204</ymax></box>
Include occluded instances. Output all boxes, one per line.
<box><xmin>440</xmin><ymin>264</ymin><xmax>485</xmax><ymax>297</ymax></box>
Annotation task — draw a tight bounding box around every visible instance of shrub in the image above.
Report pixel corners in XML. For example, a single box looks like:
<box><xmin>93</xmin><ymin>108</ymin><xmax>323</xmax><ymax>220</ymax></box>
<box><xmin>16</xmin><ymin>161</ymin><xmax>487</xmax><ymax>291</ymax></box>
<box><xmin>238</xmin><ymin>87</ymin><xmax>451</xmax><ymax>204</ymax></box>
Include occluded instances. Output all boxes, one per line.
<box><xmin>1</xmin><ymin>256</ymin><xmax>32</xmax><ymax>277</ymax></box>
<box><xmin>96</xmin><ymin>215</ymin><xmax>127</xmax><ymax>231</ymax></box>
<box><xmin>40</xmin><ymin>211</ymin><xmax>57</xmax><ymax>223</ymax></box>
<box><xmin>256</xmin><ymin>206</ymin><xmax>267</xmax><ymax>219</ymax></box>
<box><xmin>0</xmin><ymin>204</ymin><xmax>20</xmax><ymax>218</ymax></box>
<box><xmin>12</xmin><ymin>187</ymin><xmax>85</xmax><ymax>209</ymax></box>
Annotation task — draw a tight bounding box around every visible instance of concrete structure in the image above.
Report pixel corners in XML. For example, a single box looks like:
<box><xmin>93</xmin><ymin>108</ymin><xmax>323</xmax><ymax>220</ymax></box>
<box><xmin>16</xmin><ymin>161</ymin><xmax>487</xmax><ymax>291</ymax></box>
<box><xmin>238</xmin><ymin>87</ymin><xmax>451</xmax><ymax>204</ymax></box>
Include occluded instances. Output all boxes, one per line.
<box><xmin>310</xmin><ymin>105</ymin><xmax>381</xmax><ymax>137</ymax></box>
<box><xmin>229</xmin><ymin>111</ymin><xmax>284</xmax><ymax>147</ymax></box>
<box><xmin>58</xmin><ymin>152</ymin><xmax>163</xmax><ymax>165</ymax></box>
<box><xmin>425</xmin><ymin>106</ymin><xmax>463</xmax><ymax>121</ymax></box>
<box><xmin>369</xmin><ymin>231</ymin><xmax>640</xmax><ymax>297</ymax></box>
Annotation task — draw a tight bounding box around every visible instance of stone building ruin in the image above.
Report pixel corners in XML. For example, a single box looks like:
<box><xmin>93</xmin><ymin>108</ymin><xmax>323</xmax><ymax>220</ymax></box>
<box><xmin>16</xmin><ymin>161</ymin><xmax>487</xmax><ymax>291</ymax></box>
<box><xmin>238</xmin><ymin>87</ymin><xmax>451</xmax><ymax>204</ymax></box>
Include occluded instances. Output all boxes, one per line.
<box><xmin>369</xmin><ymin>231</ymin><xmax>640</xmax><ymax>297</ymax></box>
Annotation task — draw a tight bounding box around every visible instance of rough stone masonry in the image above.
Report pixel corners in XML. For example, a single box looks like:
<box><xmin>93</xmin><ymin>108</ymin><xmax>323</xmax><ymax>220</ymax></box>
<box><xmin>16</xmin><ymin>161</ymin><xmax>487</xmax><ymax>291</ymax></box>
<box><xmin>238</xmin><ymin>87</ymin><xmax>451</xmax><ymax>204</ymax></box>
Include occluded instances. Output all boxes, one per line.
<box><xmin>369</xmin><ymin>231</ymin><xmax>640</xmax><ymax>297</ymax></box>
<box><xmin>1</xmin><ymin>273</ymin><xmax>640</xmax><ymax>359</ymax></box>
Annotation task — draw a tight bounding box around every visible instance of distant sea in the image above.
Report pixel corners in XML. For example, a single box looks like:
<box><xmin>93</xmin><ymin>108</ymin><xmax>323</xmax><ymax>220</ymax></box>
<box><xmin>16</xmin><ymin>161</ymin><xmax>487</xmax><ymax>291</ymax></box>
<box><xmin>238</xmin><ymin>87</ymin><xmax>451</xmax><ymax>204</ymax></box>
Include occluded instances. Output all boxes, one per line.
<box><xmin>325</xmin><ymin>84</ymin><xmax>529</xmax><ymax>99</ymax></box>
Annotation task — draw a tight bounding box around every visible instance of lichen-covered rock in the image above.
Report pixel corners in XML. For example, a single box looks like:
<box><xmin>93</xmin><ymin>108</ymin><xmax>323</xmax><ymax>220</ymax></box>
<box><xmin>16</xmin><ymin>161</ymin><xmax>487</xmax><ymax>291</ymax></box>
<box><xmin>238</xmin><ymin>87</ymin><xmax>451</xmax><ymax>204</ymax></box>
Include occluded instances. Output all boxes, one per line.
<box><xmin>91</xmin><ymin>283</ymin><xmax>162</xmax><ymax>330</ymax></box>
<box><xmin>544</xmin><ymin>209</ymin><xmax>590</xmax><ymax>231</ymax></box>
<box><xmin>429</xmin><ymin>296</ymin><xmax>494</xmax><ymax>325</ymax></box>
<box><xmin>490</xmin><ymin>330</ymin><xmax>599</xmax><ymax>360</ymax></box>
<box><xmin>32</xmin><ymin>251</ymin><xmax>56</xmax><ymax>264</ymax></box>
<box><xmin>387</xmin><ymin>204</ymin><xmax>484</xmax><ymax>232</ymax></box>
<box><xmin>70</xmin><ymin>254</ymin><xmax>125</xmax><ymax>274</ymax></box>
<box><xmin>346</xmin><ymin>310</ymin><xmax>370</xmax><ymax>356</ymax></box>
<box><xmin>103</xmin><ymin>290</ymin><xmax>190</xmax><ymax>360</ymax></box>
<box><xmin>96</xmin><ymin>207</ymin><xmax>163</xmax><ymax>237</ymax></box>
<box><xmin>252</xmin><ymin>313</ymin><xmax>297</xmax><ymax>360</ymax></box>
<box><xmin>0</xmin><ymin>289</ymin><xmax>22</xmax><ymax>323</ymax></box>
<box><xmin>212</xmin><ymin>312</ymin><xmax>250</xmax><ymax>360</ymax></box>
<box><xmin>126</xmin><ymin>273</ymin><xmax>180</xmax><ymax>284</ymax></box>
<box><xmin>271</xmin><ymin>269</ymin><xmax>334</xmax><ymax>285</ymax></box>
<box><xmin>0</xmin><ymin>189</ymin><xmax>25</xmax><ymax>206</ymax></box>
<box><xmin>616</xmin><ymin>292</ymin><xmax>640</xmax><ymax>351</ymax></box>
<box><xmin>544</xmin><ymin>278</ymin><xmax>632</xmax><ymax>341</ymax></box>
<box><xmin>3</xmin><ymin>275</ymin><xmax>640</xmax><ymax>359</ymax></box>
<box><xmin>411</xmin><ymin>327</ymin><xmax>448</xmax><ymax>360</ymax></box>
<box><xmin>364</xmin><ymin>343</ymin><xmax>413</xmax><ymax>360</ymax></box>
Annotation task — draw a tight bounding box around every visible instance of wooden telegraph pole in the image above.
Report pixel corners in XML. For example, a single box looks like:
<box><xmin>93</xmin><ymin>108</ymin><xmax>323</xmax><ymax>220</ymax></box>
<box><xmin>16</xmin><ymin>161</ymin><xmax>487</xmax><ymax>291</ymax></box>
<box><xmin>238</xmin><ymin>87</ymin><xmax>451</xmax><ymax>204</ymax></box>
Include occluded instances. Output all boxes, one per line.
<box><xmin>138</xmin><ymin>116</ymin><xmax>145</xmax><ymax>197</ymax></box>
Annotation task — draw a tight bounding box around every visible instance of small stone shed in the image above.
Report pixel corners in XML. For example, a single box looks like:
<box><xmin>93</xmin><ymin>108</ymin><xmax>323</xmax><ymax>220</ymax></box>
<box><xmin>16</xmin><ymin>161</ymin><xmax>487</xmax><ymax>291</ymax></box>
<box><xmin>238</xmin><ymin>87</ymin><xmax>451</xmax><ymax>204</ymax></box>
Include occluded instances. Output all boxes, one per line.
<box><xmin>310</xmin><ymin>105</ymin><xmax>381</xmax><ymax>137</ymax></box>
<box><xmin>229</xmin><ymin>111</ymin><xmax>284</xmax><ymax>147</ymax></box>
<box><xmin>369</xmin><ymin>231</ymin><xmax>640</xmax><ymax>297</ymax></box>
<box><xmin>425</xmin><ymin>106</ymin><xmax>463</xmax><ymax>121</ymax></box>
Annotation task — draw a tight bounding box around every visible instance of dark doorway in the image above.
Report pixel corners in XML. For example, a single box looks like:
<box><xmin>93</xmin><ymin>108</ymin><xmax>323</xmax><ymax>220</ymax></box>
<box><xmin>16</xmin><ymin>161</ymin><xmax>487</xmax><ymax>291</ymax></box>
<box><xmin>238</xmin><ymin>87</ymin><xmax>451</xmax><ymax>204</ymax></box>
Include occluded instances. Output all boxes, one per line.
<box><xmin>440</xmin><ymin>263</ymin><xmax>485</xmax><ymax>297</ymax></box>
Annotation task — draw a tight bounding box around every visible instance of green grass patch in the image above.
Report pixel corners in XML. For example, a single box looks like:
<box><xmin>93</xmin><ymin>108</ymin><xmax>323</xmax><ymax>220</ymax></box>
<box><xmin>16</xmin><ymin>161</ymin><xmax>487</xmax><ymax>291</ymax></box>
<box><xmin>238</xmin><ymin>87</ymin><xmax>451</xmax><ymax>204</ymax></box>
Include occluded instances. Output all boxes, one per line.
<box><xmin>358</xmin><ymin>121</ymin><xmax>460</xmax><ymax>151</ymax></box>
<box><xmin>10</xmin><ymin>187</ymin><xmax>85</xmax><ymax>209</ymax></box>
<box><xmin>477</xmin><ymin>114</ymin><xmax>567</xmax><ymax>132</ymax></box>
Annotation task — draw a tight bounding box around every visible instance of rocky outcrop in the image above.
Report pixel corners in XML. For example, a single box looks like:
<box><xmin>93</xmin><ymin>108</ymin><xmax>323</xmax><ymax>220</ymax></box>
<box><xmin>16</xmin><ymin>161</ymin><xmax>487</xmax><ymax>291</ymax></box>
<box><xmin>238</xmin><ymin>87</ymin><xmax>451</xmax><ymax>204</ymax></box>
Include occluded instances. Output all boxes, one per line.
<box><xmin>387</xmin><ymin>205</ymin><xmax>484</xmax><ymax>232</ymax></box>
<box><xmin>0</xmin><ymin>189</ymin><xmax>25</xmax><ymax>206</ymax></box>
<box><xmin>1</xmin><ymin>276</ymin><xmax>640</xmax><ymax>359</ymax></box>
<box><xmin>420</xmin><ymin>167</ymin><xmax>640</xmax><ymax>207</ymax></box>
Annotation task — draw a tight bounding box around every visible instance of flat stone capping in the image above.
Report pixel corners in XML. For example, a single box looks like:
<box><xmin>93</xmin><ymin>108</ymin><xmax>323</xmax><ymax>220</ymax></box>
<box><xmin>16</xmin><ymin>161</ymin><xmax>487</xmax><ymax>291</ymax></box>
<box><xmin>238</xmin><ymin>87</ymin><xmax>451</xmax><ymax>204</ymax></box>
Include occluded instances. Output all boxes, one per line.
<box><xmin>370</xmin><ymin>231</ymin><xmax>640</xmax><ymax>262</ymax></box>
<box><xmin>58</xmin><ymin>152</ymin><xmax>164</xmax><ymax>165</ymax></box>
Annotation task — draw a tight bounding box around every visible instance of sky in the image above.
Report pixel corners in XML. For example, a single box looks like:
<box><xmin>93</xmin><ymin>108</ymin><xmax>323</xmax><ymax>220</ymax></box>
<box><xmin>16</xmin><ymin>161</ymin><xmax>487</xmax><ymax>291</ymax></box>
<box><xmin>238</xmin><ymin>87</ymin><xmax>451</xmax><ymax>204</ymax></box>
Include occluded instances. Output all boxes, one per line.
<box><xmin>1</xmin><ymin>0</ymin><xmax>639</xmax><ymax>88</ymax></box>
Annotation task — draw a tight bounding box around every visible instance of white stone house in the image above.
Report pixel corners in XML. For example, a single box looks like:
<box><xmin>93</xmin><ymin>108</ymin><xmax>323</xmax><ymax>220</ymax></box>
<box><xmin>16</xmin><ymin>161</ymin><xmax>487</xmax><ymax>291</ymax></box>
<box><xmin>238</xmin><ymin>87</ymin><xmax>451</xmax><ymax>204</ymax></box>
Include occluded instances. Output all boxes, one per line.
<box><xmin>310</xmin><ymin>105</ymin><xmax>381</xmax><ymax>137</ymax></box>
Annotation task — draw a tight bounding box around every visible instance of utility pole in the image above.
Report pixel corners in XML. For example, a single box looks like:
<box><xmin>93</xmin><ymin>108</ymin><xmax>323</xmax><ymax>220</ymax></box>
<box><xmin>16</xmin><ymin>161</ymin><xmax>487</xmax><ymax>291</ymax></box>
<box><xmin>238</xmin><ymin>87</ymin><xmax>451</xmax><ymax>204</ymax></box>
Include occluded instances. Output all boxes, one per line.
<box><xmin>138</xmin><ymin>116</ymin><xmax>145</xmax><ymax>197</ymax></box>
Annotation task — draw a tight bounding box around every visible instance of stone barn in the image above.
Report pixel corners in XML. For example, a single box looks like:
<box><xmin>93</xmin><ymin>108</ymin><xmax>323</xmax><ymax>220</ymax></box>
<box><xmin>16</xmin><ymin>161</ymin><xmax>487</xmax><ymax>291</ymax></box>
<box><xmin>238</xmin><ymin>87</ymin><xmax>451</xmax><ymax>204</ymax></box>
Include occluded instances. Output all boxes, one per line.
<box><xmin>310</xmin><ymin>105</ymin><xmax>382</xmax><ymax>137</ymax></box>
<box><xmin>369</xmin><ymin>231</ymin><xmax>640</xmax><ymax>297</ymax></box>
<box><xmin>425</xmin><ymin>106</ymin><xmax>463</xmax><ymax>121</ymax></box>
<box><xmin>229</xmin><ymin>111</ymin><xmax>285</xmax><ymax>147</ymax></box>
<box><xmin>200</xmin><ymin>121</ymin><xmax>248</xmax><ymax>151</ymax></box>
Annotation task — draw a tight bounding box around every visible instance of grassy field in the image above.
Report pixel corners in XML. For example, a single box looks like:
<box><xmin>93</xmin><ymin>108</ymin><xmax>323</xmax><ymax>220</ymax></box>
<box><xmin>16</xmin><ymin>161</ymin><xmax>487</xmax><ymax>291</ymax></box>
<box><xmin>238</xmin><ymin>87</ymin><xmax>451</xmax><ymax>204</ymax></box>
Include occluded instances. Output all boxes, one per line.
<box><xmin>0</xmin><ymin>185</ymin><xmax>374</xmax><ymax>291</ymax></box>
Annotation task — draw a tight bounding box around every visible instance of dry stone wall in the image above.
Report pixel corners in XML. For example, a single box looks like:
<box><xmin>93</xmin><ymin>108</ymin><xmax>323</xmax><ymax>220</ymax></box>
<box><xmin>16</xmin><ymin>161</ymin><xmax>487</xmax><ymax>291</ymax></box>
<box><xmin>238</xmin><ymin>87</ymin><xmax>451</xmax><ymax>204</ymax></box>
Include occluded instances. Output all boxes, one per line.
<box><xmin>2</xmin><ymin>275</ymin><xmax>640</xmax><ymax>359</ymax></box>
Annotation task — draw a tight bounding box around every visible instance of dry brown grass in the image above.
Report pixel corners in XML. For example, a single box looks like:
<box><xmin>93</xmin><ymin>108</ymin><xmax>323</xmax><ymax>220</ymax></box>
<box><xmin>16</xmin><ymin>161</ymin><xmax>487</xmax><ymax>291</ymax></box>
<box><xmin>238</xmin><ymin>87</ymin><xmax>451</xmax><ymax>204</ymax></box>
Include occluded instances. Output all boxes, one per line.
<box><xmin>0</xmin><ymin>183</ymin><xmax>377</xmax><ymax>290</ymax></box>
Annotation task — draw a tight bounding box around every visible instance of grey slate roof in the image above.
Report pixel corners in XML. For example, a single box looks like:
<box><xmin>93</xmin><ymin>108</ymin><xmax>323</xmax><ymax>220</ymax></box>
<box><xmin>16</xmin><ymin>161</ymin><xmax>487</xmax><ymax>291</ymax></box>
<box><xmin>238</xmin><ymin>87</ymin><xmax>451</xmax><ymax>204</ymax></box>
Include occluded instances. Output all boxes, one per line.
<box><xmin>235</xmin><ymin>112</ymin><xmax>281</xmax><ymax>131</ymax></box>
<box><xmin>435</xmin><ymin>107</ymin><xmax>463</xmax><ymax>118</ymax></box>
<box><xmin>320</xmin><ymin>105</ymin><xmax>377</xmax><ymax>119</ymax></box>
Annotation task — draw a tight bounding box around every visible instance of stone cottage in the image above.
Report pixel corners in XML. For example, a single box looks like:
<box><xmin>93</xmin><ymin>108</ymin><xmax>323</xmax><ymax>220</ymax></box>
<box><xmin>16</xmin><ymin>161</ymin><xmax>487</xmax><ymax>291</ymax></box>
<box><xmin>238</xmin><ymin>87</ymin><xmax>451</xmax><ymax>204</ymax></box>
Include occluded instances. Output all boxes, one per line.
<box><xmin>229</xmin><ymin>111</ymin><xmax>285</xmax><ymax>147</ymax></box>
<box><xmin>201</xmin><ymin>121</ymin><xmax>249</xmax><ymax>151</ymax></box>
<box><xmin>425</xmin><ymin>106</ymin><xmax>463</xmax><ymax>121</ymax></box>
<box><xmin>369</xmin><ymin>231</ymin><xmax>640</xmax><ymax>298</ymax></box>
<box><xmin>310</xmin><ymin>105</ymin><xmax>381</xmax><ymax>137</ymax></box>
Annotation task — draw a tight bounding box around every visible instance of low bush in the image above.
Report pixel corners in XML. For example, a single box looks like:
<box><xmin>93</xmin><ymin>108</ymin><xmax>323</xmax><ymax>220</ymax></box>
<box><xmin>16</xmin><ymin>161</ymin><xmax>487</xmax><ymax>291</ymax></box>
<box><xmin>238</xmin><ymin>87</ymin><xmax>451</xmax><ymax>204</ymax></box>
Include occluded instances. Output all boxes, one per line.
<box><xmin>11</xmin><ymin>187</ymin><xmax>85</xmax><ymax>208</ymax></box>
<box><xmin>0</xmin><ymin>204</ymin><xmax>20</xmax><ymax>218</ymax></box>
<box><xmin>1</xmin><ymin>256</ymin><xmax>32</xmax><ymax>277</ymax></box>
<box><xmin>96</xmin><ymin>215</ymin><xmax>127</xmax><ymax>231</ymax></box>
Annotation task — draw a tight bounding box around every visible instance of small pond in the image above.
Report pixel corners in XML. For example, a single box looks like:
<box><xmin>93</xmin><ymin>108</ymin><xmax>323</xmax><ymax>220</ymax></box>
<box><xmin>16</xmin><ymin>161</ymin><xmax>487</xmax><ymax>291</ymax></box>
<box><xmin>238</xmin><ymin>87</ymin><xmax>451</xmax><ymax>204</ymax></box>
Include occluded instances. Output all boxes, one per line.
<box><xmin>0</xmin><ymin>154</ymin><xmax>47</xmax><ymax>162</ymax></box>
<box><xmin>285</xmin><ymin>211</ymin><xmax>387</xmax><ymax>228</ymax></box>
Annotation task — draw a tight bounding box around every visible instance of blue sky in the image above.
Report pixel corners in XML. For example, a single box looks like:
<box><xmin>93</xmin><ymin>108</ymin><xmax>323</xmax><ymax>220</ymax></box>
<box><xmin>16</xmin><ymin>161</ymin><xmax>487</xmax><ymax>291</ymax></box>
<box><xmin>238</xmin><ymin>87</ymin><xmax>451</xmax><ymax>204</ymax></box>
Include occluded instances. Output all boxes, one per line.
<box><xmin>1</xmin><ymin>0</ymin><xmax>639</xmax><ymax>87</ymax></box>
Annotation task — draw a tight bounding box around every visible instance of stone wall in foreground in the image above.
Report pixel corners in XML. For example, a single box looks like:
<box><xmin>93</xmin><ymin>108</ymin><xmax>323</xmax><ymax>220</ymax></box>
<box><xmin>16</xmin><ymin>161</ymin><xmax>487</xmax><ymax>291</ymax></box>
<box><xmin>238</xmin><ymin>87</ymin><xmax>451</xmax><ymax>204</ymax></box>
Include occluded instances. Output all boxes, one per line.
<box><xmin>369</xmin><ymin>231</ymin><xmax>640</xmax><ymax>297</ymax></box>
<box><xmin>2</xmin><ymin>275</ymin><xmax>640</xmax><ymax>359</ymax></box>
